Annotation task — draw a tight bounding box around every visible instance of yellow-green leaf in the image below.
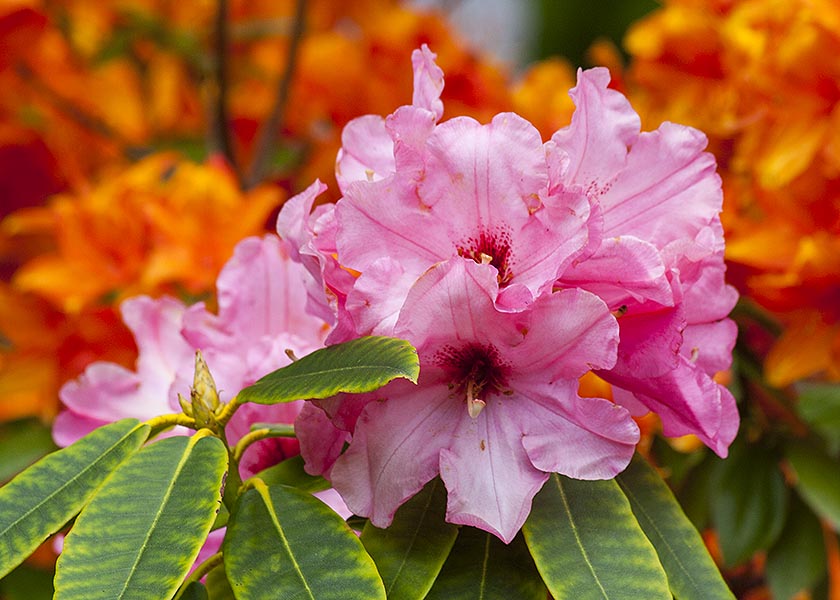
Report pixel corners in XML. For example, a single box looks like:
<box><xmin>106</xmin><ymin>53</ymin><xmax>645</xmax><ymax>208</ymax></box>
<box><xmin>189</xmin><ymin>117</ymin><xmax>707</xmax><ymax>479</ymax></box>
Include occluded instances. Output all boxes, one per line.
<box><xmin>237</xmin><ymin>336</ymin><xmax>419</xmax><ymax>405</ymax></box>
<box><xmin>223</xmin><ymin>480</ymin><xmax>385</xmax><ymax>599</ymax></box>
<box><xmin>523</xmin><ymin>474</ymin><xmax>670</xmax><ymax>600</ymax></box>
<box><xmin>361</xmin><ymin>478</ymin><xmax>457</xmax><ymax>600</ymax></box>
<box><xmin>0</xmin><ymin>419</ymin><xmax>148</xmax><ymax>579</ymax></box>
<box><xmin>54</xmin><ymin>432</ymin><xmax>228</xmax><ymax>600</ymax></box>
<box><xmin>425</xmin><ymin>528</ymin><xmax>546</xmax><ymax>600</ymax></box>
<box><xmin>616</xmin><ymin>454</ymin><xmax>734</xmax><ymax>599</ymax></box>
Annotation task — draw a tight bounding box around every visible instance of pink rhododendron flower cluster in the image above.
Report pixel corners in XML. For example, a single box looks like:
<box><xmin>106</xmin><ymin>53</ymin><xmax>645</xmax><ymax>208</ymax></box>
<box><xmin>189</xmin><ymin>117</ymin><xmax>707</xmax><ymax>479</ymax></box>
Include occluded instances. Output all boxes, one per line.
<box><xmin>54</xmin><ymin>235</ymin><xmax>328</xmax><ymax>477</ymax></box>
<box><xmin>279</xmin><ymin>46</ymin><xmax>738</xmax><ymax>543</ymax></box>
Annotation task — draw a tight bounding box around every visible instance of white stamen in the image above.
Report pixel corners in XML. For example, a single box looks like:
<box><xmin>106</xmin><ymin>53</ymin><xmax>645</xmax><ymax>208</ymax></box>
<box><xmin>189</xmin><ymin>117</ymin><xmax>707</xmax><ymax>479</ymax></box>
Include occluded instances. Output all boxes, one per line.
<box><xmin>466</xmin><ymin>379</ymin><xmax>486</xmax><ymax>419</ymax></box>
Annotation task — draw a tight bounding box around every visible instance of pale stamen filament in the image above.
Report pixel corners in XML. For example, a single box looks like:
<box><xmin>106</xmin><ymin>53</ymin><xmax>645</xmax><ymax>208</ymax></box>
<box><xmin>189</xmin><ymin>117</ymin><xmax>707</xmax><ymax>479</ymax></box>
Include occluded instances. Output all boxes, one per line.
<box><xmin>466</xmin><ymin>378</ymin><xmax>487</xmax><ymax>418</ymax></box>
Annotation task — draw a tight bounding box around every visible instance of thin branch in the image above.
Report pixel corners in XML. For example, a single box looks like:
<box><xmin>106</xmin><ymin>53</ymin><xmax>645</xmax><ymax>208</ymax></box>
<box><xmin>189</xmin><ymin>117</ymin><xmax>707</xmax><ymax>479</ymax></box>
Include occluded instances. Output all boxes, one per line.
<box><xmin>245</xmin><ymin>0</ymin><xmax>306</xmax><ymax>188</ymax></box>
<box><xmin>209</xmin><ymin>0</ymin><xmax>238</xmax><ymax>174</ymax></box>
<box><xmin>145</xmin><ymin>413</ymin><xmax>197</xmax><ymax>439</ymax></box>
<box><xmin>233</xmin><ymin>427</ymin><xmax>296</xmax><ymax>463</ymax></box>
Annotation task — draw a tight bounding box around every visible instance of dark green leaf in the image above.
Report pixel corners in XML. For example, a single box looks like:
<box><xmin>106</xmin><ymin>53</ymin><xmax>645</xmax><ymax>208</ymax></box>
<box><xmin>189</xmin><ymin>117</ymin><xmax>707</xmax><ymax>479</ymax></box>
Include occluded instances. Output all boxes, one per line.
<box><xmin>0</xmin><ymin>562</ymin><xmax>55</xmax><ymax>600</ymax></box>
<box><xmin>710</xmin><ymin>441</ymin><xmax>787</xmax><ymax>566</ymax></box>
<box><xmin>223</xmin><ymin>480</ymin><xmax>385</xmax><ymax>599</ymax></box>
<box><xmin>649</xmin><ymin>435</ymin><xmax>705</xmax><ymax>488</ymax></box>
<box><xmin>178</xmin><ymin>581</ymin><xmax>208</xmax><ymax>600</ymax></box>
<box><xmin>251</xmin><ymin>454</ymin><xmax>330</xmax><ymax>493</ymax></box>
<box><xmin>205</xmin><ymin>565</ymin><xmax>236</xmax><ymax>600</ymax></box>
<box><xmin>361</xmin><ymin>478</ymin><xmax>458</xmax><ymax>600</ymax></box>
<box><xmin>766</xmin><ymin>495</ymin><xmax>826</xmax><ymax>600</ymax></box>
<box><xmin>237</xmin><ymin>336</ymin><xmax>419</xmax><ymax>405</ymax></box>
<box><xmin>523</xmin><ymin>473</ymin><xmax>670</xmax><ymax>600</ymax></box>
<box><xmin>0</xmin><ymin>419</ymin><xmax>57</xmax><ymax>484</ymax></box>
<box><xmin>797</xmin><ymin>383</ymin><xmax>840</xmax><ymax>454</ymax></box>
<box><xmin>616</xmin><ymin>454</ymin><xmax>734</xmax><ymax>599</ymax></box>
<box><xmin>425</xmin><ymin>528</ymin><xmax>546</xmax><ymax>600</ymax></box>
<box><xmin>0</xmin><ymin>419</ymin><xmax>148</xmax><ymax>579</ymax></box>
<box><xmin>786</xmin><ymin>441</ymin><xmax>840</xmax><ymax>531</ymax></box>
<box><xmin>675</xmin><ymin>453</ymin><xmax>716</xmax><ymax>531</ymax></box>
<box><xmin>54</xmin><ymin>432</ymin><xmax>228</xmax><ymax>600</ymax></box>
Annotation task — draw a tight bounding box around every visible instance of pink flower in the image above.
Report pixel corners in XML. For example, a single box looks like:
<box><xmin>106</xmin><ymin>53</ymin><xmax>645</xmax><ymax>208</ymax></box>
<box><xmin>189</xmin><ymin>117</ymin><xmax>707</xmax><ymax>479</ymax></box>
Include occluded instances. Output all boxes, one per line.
<box><xmin>54</xmin><ymin>235</ymin><xmax>328</xmax><ymax>476</ymax></box>
<box><xmin>280</xmin><ymin>46</ymin><xmax>738</xmax><ymax>542</ymax></box>
<box><xmin>548</xmin><ymin>70</ymin><xmax>739</xmax><ymax>456</ymax></box>
<box><xmin>330</xmin><ymin>259</ymin><xmax>638</xmax><ymax>542</ymax></box>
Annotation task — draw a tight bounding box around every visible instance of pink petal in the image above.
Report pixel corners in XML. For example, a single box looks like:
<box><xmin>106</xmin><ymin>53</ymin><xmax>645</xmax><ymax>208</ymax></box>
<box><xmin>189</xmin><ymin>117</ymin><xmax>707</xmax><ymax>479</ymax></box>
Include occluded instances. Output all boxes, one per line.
<box><xmin>609</xmin><ymin>302</ymin><xmax>687</xmax><ymax>379</ymax></box>
<box><xmin>336</xmin><ymin>115</ymin><xmax>395</xmax><ymax>191</ymax></box>
<box><xmin>411</xmin><ymin>44</ymin><xmax>444</xmax><ymax>121</ymax></box>
<box><xmin>682</xmin><ymin>320</ymin><xmax>738</xmax><ymax>374</ymax></box>
<box><xmin>233</xmin><ymin>399</ymin><xmax>303</xmax><ymax>478</ymax></box>
<box><xmin>296</xmin><ymin>402</ymin><xmax>349</xmax><ymax>477</ymax></box>
<box><xmin>440</xmin><ymin>397</ymin><xmax>549</xmax><ymax>544</ymax></box>
<box><xmin>329</xmin><ymin>380</ymin><xmax>462</xmax><ymax>528</ymax></box>
<box><xmin>275</xmin><ymin>179</ymin><xmax>328</xmax><ymax>266</ymax></box>
<box><xmin>602</xmin><ymin>358</ymin><xmax>737</xmax><ymax>457</ymax></box>
<box><xmin>393</xmin><ymin>259</ymin><xmax>522</xmax><ymax>350</ymax></box>
<box><xmin>344</xmin><ymin>257</ymin><xmax>416</xmax><ymax>336</ymax></box>
<box><xmin>276</xmin><ymin>180</ymin><xmax>338</xmax><ymax>325</ymax></box>
<box><xmin>502</xmin><ymin>190</ymin><xmax>592</xmax><ymax>302</ymax></box>
<box><xmin>122</xmin><ymin>296</ymin><xmax>194</xmax><ymax>392</ymax></box>
<box><xmin>216</xmin><ymin>236</ymin><xmax>324</xmax><ymax>344</ymax></box>
<box><xmin>337</xmin><ymin>176</ymin><xmax>450</xmax><ymax>278</ymax></box>
<box><xmin>386</xmin><ymin>105</ymin><xmax>438</xmax><ymax>177</ymax></box>
<box><xmin>58</xmin><ymin>296</ymin><xmax>193</xmax><ymax>436</ymax></box>
<box><xmin>559</xmin><ymin>235</ymin><xmax>674</xmax><ymax>309</ymax></box>
<box><xmin>418</xmin><ymin>113</ymin><xmax>546</xmax><ymax>231</ymax></box>
<box><xmin>59</xmin><ymin>362</ymin><xmax>146</xmax><ymax>420</ymax></box>
<box><xmin>549</xmin><ymin>67</ymin><xmax>640</xmax><ymax>196</ymax></box>
<box><xmin>513</xmin><ymin>381</ymin><xmax>638</xmax><ymax>479</ymax></box>
<box><xmin>507</xmin><ymin>288</ymin><xmax>619</xmax><ymax>379</ymax></box>
<box><xmin>51</xmin><ymin>411</ymin><xmax>110</xmax><ymax>447</ymax></box>
<box><xmin>599</xmin><ymin>123</ymin><xmax>722</xmax><ymax>246</ymax></box>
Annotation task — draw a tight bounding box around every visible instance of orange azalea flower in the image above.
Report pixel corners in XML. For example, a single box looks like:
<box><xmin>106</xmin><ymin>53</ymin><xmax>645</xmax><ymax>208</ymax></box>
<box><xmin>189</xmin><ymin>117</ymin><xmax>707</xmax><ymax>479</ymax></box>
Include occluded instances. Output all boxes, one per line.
<box><xmin>510</xmin><ymin>57</ymin><xmax>577</xmax><ymax>141</ymax></box>
<box><xmin>0</xmin><ymin>283</ymin><xmax>136</xmax><ymax>422</ymax></box>
<box><xmin>1</xmin><ymin>153</ymin><xmax>282</xmax><ymax>419</ymax></box>
<box><xmin>0</xmin><ymin>0</ymin><xmax>514</xmax><ymax>427</ymax></box>
<box><xmin>624</xmin><ymin>0</ymin><xmax>840</xmax><ymax>386</ymax></box>
<box><xmin>6</xmin><ymin>153</ymin><xmax>282</xmax><ymax>313</ymax></box>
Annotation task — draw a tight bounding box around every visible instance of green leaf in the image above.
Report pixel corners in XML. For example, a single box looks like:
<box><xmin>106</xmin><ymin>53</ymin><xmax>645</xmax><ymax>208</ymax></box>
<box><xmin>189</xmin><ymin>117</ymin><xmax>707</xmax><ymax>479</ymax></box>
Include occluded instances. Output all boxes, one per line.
<box><xmin>361</xmin><ymin>478</ymin><xmax>458</xmax><ymax>600</ymax></box>
<box><xmin>0</xmin><ymin>419</ymin><xmax>148</xmax><ymax>579</ymax></box>
<box><xmin>223</xmin><ymin>479</ymin><xmax>385</xmax><ymax>599</ymax></box>
<box><xmin>766</xmin><ymin>495</ymin><xmax>826</xmax><ymax>600</ymax></box>
<box><xmin>616</xmin><ymin>454</ymin><xmax>734</xmax><ymax>600</ymax></box>
<box><xmin>204</xmin><ymin>565</ymin><xmax>236</xmax><ymax>600</ymax></box>
<box><xmin>786</xmin><ymin>441</ymin><xmax>840</xmax><ymax>531</ymax></box>
<box><xmin>710</xmin><ymin>441</ymin><xmax>787</xmax><ymax>566</ymax></box>
<box><xmin>523</xmin><ymin>473</ymin><xmax>670</xmax><ymax>600</ymax></box>
<box><xmin>0</xmin><ymin>419</ymin><xmax>57</xmax><ymax>484</ymax></box>
<box><xmin>178</xmin><ymin>581</ymin><xmax>208</xmax><ymax>600</ymax></box>
<box><xmin>0</xmin><ymin>562</ymin><xmax>55</xmax><ymax>600</ymax></box>
<box><xmin>54</xmin><ymin>432</ymin><xmax>228</xmax><ymax>600</ymax></box>
<box><xmin>797</xmin><ymin>383</ymin><xmax>840</xmax><ymax>454</ymax></box>
<box><xmin>249</xmin><ymin>423</ymin><xmax>296</xmax><ymax>436</ymax></box>
<box><xmin>237</xmin><ymin>336</ymin><xmax>419</xmax><ymax>405</ymax></box>
<box><xmin>251</xmin><ymin>454</ymin><xmax>330</xmax><ymax>494</ymax></box>
<box><xmin>425</xmin><ymin>528</ymin><xmax>546</xmax><ymax>600</ymax></box>
<box><xmin>649</xmin><ymin>435</ymin><xmax>705</xmax><ymax>489</ymax></box>
<box><xmin>675</xmin><ymin>453</ymin><xmax>716</xmax><ymax>531</ymax></box>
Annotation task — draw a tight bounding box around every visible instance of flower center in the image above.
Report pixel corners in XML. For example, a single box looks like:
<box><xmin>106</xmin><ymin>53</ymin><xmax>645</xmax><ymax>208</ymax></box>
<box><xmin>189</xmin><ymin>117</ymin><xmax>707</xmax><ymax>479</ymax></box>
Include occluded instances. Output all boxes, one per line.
<box><xmin>456</xmin><ymin>229</ymin><xmax>514</xmax><ymax>286</ymax></box>
<box><xmin>434</xmin><ymin>343</ymin><xmax>511</xmax><ymax>418</ymax></box>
